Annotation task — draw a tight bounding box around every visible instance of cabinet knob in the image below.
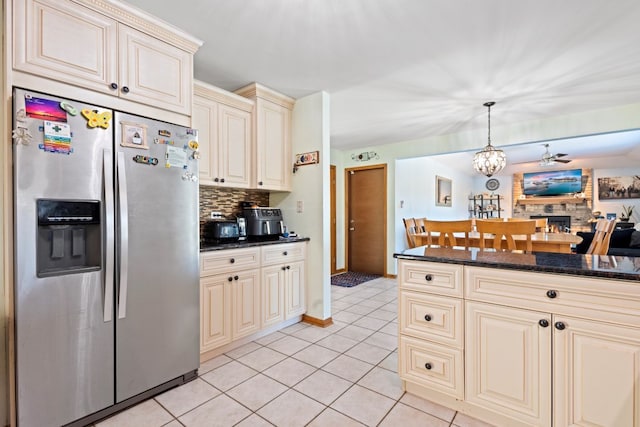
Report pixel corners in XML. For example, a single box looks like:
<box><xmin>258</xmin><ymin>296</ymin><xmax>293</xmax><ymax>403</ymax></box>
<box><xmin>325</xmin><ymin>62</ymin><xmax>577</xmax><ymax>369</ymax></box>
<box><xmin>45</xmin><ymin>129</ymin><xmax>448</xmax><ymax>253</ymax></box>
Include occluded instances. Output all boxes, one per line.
<box><xmin>283</xmin><ymin>251</ymin><xmax>288</xmax><ymax>256</ymax></box>
<box><xmin>214</xmin><ymin>178</ymin><xmax>219</xmax><ymax>182</ymax></box>
<box><xmin>121</xmin><ymin>86</ymin><xmax>130</xmax><ymax>93</ymax></box>
<box><xmin>282</xmin><ymin>266</ymin><xmax>286</xmax><ymax>271</ymax></box>
<box><xmin>538</xmin><ymin>319</ymin><xmax>549</xmax><ymax>327</ymax></box>
<box><xmin>425</xmin><ymin>274</ymin><xmax>433</xmax><ymax>282</ymax></box>
<box><xmin>424</xmin><ymin>363</ymin><xmax>432</xmax><ymax>370</ymax></box>
<box><xmin>220</xmin><ymin>178</ymin><xmax>225</xmax><ymax>183</ymax></box>
<box><xmin>286</xmin><ymin>265</ymin><xmax>290</xmax><ymax>270</ymax></box>
<box><xmin>258</xmin><ymin>181</ymin><xmax>263</xmax><ymax>186</ymax></box>
<box><xmin>110</xmin><ymin>82</ymin><xmax>118</xmax><ymax>90</ymax></box>
<box><xmin>554</xmin><ymin>322</ymin><xmax>566</xmax><ymax>330</ymax></box>
<box><xmin>546</xmin><ymin>290</ymin><xmax>557</xmax><ymax>299</ymax></box>
<box><xmin>227</xmin><ymin>277</ymin><xmax>233</xmax><ymax>282</ymax></box>
<box><xmin>234</xmin><ymin>275</ymin><xmax>239</xmax><ymax>281</ymax></box>
<box><xmin>424</xmin><ymin>314</ymin><xmax>432</xmax><ymax>322</ymax></box>
<box><xmin>230</xmin><ymin>258</ymin><xmax>235</xmax><ymax>264</ymax></box>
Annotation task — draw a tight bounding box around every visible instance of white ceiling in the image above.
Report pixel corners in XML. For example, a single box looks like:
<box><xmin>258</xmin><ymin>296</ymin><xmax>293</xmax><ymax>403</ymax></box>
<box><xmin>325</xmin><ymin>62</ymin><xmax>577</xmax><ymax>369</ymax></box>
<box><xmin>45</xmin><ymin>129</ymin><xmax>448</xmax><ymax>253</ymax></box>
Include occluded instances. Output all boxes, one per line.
<box><xmin>126</xmin><ymin>0</ymin><xmax>640</xmax><ymax>152</ymax></box>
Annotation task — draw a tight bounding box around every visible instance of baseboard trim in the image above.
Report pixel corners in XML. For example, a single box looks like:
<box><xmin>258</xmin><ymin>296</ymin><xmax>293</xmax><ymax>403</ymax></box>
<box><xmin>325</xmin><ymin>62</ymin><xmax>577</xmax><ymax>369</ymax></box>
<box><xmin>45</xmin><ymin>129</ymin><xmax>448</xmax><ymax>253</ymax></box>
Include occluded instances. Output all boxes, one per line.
<box><xmin>302</xmin><ymin>314</ymin><xmax>333</xmax><ymax>328</ymax></box>
<box><xmin>331</xmin><ymin>268</ymin><xmax>347</xmax><ymax>275</ymax></box>
<box><xmin>384</xmin><ymin>274</ymin><xmax>397</xmax><ymax>279</ymax></box>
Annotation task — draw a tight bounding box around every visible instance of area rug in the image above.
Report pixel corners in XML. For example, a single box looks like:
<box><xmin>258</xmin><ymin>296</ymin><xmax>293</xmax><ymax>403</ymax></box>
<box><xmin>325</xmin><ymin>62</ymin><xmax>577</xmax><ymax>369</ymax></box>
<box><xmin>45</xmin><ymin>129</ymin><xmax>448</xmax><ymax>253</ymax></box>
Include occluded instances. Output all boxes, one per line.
<box><xmin>331</xmin><ymin>271</ymin><xmax>381</xmax><ymax>288</ymax></box>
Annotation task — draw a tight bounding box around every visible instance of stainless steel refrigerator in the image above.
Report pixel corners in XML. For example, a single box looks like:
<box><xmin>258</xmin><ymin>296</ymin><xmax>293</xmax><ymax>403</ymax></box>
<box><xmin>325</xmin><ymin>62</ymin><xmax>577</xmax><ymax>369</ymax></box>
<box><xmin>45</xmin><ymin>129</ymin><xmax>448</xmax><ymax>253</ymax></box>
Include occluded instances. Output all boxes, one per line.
<box><xmin>13</xmin><ymin>88</ymin><xmax>200</xmax><ymax>427</ymax></box>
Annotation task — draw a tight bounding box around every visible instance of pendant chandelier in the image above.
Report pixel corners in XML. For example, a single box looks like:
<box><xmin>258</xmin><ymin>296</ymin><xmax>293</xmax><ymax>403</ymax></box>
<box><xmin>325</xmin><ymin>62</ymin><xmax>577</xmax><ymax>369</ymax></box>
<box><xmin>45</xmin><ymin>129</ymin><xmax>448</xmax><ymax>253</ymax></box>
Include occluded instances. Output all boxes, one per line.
<box><xmin>473</xmin><ymin>101</ymin><xmax>506</xmax><ymax>177</ymax></box>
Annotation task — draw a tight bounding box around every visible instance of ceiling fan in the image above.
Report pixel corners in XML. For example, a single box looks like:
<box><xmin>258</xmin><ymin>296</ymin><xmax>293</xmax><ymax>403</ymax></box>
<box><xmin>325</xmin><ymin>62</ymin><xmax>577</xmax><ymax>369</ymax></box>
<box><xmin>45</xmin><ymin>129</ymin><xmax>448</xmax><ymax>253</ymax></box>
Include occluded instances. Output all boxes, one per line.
<box><xmin>515</xmin><ymin>144</ymin><xmax>573</xmax><ymax>166</ymax></box>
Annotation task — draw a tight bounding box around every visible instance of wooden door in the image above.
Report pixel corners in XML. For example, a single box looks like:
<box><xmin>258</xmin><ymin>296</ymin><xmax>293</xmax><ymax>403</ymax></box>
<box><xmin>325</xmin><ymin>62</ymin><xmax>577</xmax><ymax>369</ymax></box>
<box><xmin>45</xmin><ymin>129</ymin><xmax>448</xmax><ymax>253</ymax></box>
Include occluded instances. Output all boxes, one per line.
<box><xmin>330</xmin><ymin>165</ymin><xmax>337</xmax><ymax>274</ymax></box>
<box><xmin>553</xmin><ymin>316</ymin><xmax>640</xmax><ymax>427</ymax></box>
<box><xmin>347</xmin><ymin>165</ymin><xmax>386</xmax><ymax>275</ymax></box>
<box><xmin>465</xmin><ymin>301</ymin><xmax>552</xmax><ymax>427</ymax></box>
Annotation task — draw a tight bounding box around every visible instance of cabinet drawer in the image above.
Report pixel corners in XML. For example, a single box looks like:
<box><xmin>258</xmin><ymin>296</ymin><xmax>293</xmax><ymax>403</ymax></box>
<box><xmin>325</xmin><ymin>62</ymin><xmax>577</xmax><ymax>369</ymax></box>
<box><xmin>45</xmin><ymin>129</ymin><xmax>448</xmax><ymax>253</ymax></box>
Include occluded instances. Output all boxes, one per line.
<box><xmin>399</xmin><ymin>260</ymin><xmax>463</xmax><ymax>297</ymax></box>
<box><xmin>261</xmin><ymin>242</ymin><xmax>306</xmax><ymax>266</ymax></box>
<box><xmin>200</xmin><ymin>248</ymin><xmax>260</xmax><ymax>276</ymax></box>
<box><xmin>399</xmin><ymin>336</ymin><xmax>463</xmax><ymax>399</ymax></box>
<box><xmin>465</xmin><ymin>266</ymin><xmax>640</xmax><ymax>326</ymax></box>
<box><xmin>399</xmin><ymin>291</ymin><xmax>463</xmax><ymax>348</ymax></box>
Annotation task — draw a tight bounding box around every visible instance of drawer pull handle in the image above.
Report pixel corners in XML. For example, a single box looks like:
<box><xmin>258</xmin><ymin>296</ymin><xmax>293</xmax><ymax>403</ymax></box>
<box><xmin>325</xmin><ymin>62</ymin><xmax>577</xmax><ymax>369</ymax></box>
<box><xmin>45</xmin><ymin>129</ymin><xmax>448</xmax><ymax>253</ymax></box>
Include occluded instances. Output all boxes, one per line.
<box><xmin>546</xmin><ymin>290</ymin><xmax>557</xmax><ymax>299</ymax></box>
<box><xmin>424</xmin><ymin>314</ymin><xmax>432</xmax><ymax>322</ymax></box>
<box><xmin>234</xmin><ymin>275</ymin><xmax>239</xmax><ymax>281</ymax></box>
<box><xmin>230</xmin><ymin>258</ymin><xmax>235</xmax><ymax>264</ymax></box>
<box><xmin>424</xmin><ymin>363</ymin><xmax>432</xmax><ymax>370</ymax></box>
<box><xmin>538</xmin><ymin>319</ymin><xmax>549</xmax><ymax>327</ymax></box>
<box><xmin>283</xmin><ymin>251</ymin><xmax>288</xmax><ymax>256</ymax></box>
<box><xmin>425</xmin><ymin>274</ymin><xmax>433</xmax><ymax>282</ymax></box>
<box><xmin>554</xmin><ymin>322</ymin><xmax>566</xmax><ymax>330</ymax></box>
<box><xmin>227</xmin><ymin>277</ymin><xmax>233</xmax><ymax>282</ymax></box>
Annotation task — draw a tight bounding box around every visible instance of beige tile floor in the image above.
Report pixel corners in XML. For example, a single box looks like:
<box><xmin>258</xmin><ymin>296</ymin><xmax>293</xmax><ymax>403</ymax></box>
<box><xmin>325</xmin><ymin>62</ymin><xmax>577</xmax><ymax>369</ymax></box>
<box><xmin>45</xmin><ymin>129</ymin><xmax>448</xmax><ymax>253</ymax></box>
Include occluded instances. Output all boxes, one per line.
<box><xmin>95</xmin><ymin>277</ymin><xmax>494</xmax><ymax>427</ymax></box>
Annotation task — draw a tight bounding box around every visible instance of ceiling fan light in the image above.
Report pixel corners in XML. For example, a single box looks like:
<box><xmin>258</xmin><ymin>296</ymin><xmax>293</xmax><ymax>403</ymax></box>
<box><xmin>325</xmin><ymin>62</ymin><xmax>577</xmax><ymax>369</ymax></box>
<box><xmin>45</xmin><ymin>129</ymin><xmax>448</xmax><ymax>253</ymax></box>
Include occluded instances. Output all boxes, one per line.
<box><xmin>473</xmin><ymin>101</ymin><xmax>506</xmax><ymax>178</ymax></box>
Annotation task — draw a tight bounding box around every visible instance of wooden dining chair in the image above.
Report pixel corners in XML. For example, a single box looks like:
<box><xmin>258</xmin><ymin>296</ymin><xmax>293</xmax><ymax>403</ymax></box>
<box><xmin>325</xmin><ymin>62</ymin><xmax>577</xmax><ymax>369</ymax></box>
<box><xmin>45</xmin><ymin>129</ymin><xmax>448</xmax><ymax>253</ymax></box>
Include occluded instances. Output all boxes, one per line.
<box><xmin>476</xmin><ymin>219</ymin><xmax>536</xmax><ymax>252</ymax></box>
<box><xmin>403</xmin><ymin>218</ymin><xmax>418</xmax><ymax>248</ymax></box>
<box><xmin>507</xmin><ymin>217</ymin><xmax>548</xmax><ymax>232</ymax></box>
<box><xmin>414</xmin><ymin>217</ymin><xmax>426</xmax><ymax>233</ymax></box>
<box><xmin>586</xmin><ymin>219</ymin><xmax>616</xmax><ymax>255</ymax></box>
<box><xmin>423</xmin><ymin>219</ymin><xmax>473</xmax><ymax>248</ymax></box>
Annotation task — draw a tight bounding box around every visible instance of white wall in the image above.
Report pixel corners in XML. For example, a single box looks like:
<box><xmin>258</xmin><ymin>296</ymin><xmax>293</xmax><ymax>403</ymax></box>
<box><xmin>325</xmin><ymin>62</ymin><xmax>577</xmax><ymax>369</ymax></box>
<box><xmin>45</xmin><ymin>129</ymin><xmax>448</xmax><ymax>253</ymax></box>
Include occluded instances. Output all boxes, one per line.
<box><xmin>271</xmin><ymin>91</ymin><xmax>331</xmax><ymax>320</ymax></box>
<box><xmin>330</xmin><ymin>148</ymin><xmax>346</xmax><ymax>271</ymax></box>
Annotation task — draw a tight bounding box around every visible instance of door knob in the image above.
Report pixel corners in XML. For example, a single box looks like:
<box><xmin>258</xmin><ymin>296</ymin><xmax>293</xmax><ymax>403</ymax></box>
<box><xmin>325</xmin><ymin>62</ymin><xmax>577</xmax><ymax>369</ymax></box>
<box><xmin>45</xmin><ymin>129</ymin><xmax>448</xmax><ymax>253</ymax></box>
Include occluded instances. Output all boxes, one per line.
<box><xmin>349</xmin><ymin>227</ymin><xmax>355</xmax><ymax>231</ymax></box>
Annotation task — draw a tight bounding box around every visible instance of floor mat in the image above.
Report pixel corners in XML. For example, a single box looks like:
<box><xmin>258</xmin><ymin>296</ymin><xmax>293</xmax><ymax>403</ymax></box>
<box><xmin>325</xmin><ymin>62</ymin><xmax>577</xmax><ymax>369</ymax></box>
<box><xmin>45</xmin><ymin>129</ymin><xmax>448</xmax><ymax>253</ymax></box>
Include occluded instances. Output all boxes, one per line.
<box><xmin>331</xmin><ymin>271</ymin><xmax>382</xmax><ymax>287</ymax></box>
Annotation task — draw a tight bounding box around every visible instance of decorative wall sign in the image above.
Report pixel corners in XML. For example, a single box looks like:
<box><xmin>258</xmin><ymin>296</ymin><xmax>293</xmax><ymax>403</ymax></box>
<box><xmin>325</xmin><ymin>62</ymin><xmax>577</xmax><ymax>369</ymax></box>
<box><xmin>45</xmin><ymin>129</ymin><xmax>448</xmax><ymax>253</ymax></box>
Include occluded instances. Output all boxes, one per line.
<box><xmin>121</xmin><ymin>121</ymin><xmax>148</xmax><ymax>149</ymax></box>
<box><xmin>597</xmin><ymin>176</ymin><xmax>640</xmax><ymax>199</ymax></box>
<box><xmin>295</xmin><ymin>151</ymin><xmax>319</xmax><ymax>166</ymax></box>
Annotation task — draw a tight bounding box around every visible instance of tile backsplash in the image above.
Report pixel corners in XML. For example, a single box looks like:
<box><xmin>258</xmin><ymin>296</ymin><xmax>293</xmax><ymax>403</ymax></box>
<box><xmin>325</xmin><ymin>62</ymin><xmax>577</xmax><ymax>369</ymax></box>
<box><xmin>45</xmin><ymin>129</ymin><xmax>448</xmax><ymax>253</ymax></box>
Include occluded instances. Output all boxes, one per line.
<box><xmin>199</xmin><ymin>186</ymin><xmax>270</xmax><ymax>225</ymax></box>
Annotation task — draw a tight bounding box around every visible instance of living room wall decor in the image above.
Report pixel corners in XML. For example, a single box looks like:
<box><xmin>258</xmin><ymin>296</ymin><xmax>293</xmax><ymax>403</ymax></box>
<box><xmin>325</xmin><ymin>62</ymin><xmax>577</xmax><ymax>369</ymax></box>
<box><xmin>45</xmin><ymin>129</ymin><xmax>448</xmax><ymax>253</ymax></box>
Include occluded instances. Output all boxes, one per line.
<box><xmin>597</xmin><ymin>176</ymin><xmax>640</xmax><ymax>199</ymax></box>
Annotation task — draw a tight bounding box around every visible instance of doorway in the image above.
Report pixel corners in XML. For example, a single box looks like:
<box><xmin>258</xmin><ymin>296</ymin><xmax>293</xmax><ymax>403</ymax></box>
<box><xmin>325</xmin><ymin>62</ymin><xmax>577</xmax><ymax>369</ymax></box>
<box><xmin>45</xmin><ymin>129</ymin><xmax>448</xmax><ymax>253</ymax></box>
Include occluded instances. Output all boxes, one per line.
<box><xmin>330</xmin><ymin>165</ymin><xmax>337</xmax><ymax>274</ymax></box>
<box><xmin>346</xmin><ymin>164</ymin><xmax>386</xmax><ymax>275</ymax></box>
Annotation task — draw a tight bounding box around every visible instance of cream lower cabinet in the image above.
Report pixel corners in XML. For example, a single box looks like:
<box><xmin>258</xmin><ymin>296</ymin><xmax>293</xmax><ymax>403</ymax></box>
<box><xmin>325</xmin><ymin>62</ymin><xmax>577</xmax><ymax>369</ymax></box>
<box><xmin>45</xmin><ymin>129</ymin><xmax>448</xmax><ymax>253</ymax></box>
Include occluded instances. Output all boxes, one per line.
<box><xmin>231</xmin><ymin>269</ymin><xmax>261</xmax><ymax>339</ymax></box>
<box><xmin>261</xmin><ymin>243</ymin><xmax>307</xmax><ymax>326</ymax></box>
<box><xmin>399</xmin><ymin>260</ymin><xmax>640</xmax><ymax>427</ymax></box>
<box><xmin>13</xmin><ymin>0</ymin><xmax>198</xmax><ymax>115</ymax></box>
<box><xmin>200</xmin><ymin>274</ymin><xmax>232</xmax><ymax>352</ymax></box>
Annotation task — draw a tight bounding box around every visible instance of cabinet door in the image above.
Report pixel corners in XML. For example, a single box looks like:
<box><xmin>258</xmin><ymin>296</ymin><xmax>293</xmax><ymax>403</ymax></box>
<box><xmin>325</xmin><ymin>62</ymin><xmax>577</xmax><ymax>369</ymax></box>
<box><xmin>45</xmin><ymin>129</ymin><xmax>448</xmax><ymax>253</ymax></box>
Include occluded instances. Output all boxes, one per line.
<box><xmin>285</xmin><ymin>261</ymin><xmax>306</xmax><ymax>319</ymax></box>
<box><xmin>14</xmin><ymin>0</ymin><xmax>118</xmax><ymax>93</ymax></box>
<box><xmin>232</xmin><ymin>269</ymin><xmax>261</xmax><ymax>339</ymax></box>
<box><xmin>466</xmin><ymin>301</ymin><xmax>552</xmax><ymax>427</ymax></box>
<box><xmin>261</xmin><ymin>265</ymin><xmax>285</xmax><ymax>327</ymax></box>
<box><xmin>201</xmin><ymin>275</ymin><xmax>232</xmax><ymax>353</ymax></box>
<box><xmin>192</xmin><ymin>98</ymin><xmax>218</xmax><ymax>184</ymax></box>
<box><xmin>255</xmin><ymin>99</ymin><xmax>291</xmax><ymax>191</ymax></box>
<box><xmin>118</xmin><ymin>25</ymin><xmax>192</xmax><ymax>115</ymax></box>
<box><xmin>554</xmin><ymin>316</ymin><xmax>640</xmax><ymax>427</ymax></box>
<box><xmin>218</xmin><ymin>104</ymin><xmax>251</xmax><ymax>188</ymax></box>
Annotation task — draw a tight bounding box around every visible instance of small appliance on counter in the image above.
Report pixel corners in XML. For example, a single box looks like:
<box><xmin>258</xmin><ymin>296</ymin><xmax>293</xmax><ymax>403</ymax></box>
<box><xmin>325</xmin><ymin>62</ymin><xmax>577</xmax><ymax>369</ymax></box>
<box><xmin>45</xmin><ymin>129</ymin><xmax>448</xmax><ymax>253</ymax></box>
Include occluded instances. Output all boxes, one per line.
<box><xmin>202</xmin><ymin>215</ymin><xmax>240</xmax><ymax>245</ymax></box>
<box><xmin>236</xmin><ymin>217</ymin><xmax>247</xmax><ymax>241</ymax></box>
<box><xmin>243</xmin><ymin>207</ymin><xmax>284</xmax><ymax>240</ymax></box>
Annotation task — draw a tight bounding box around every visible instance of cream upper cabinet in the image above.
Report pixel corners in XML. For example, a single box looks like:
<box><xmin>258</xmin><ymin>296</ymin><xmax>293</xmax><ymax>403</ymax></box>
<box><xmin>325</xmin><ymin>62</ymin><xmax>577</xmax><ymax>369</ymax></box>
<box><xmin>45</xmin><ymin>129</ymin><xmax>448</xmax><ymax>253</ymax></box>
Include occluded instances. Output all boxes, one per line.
<box><xmin>193</xmin><ymin>81</ymin><xmax>253</xmax><ymax>188</ymax></box>
<box><xmin>13</xmin><ymin>0</ymin><xmax>200</xmax><ymax>115</ymax></box>
<box><xmin>465</xmin><ymin>301</ymin><xmax>551</xmax><ymax>427</ymax></box>
<box><xmin>235</xmin><ymin>83</ymin><xmax>295</xmax><ymax>191</ymax></box>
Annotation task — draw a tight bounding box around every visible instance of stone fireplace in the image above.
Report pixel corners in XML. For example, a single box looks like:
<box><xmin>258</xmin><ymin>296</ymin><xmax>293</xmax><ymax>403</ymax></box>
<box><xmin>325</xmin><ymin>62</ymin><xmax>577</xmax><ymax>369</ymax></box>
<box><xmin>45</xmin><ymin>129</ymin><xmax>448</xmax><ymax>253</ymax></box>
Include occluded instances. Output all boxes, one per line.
<box><xmin>511</xmin><ymin>169</ymin><xmax>593</xmax><ymax>233</ymax></box>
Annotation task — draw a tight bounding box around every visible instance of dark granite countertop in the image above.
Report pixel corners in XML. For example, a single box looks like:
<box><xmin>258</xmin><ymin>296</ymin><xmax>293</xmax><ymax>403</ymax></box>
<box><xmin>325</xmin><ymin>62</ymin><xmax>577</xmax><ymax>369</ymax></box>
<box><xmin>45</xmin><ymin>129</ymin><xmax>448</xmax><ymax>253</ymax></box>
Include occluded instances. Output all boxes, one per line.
<box><xmin>200</xmin><ymin>237</ymin><xmax>310</xmax><ymax>252</ymax></box>
<box><xmin>394</xmin><ymin>246</ymin><xmax>640</xmax><ymax>282</ymax></box>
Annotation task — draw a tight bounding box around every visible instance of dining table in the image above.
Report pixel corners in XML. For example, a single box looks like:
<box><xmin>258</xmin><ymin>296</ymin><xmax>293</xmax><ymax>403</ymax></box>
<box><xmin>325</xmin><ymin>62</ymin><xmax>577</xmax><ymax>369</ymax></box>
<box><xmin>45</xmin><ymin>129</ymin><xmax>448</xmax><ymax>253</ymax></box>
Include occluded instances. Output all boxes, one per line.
<box><xmin>413</xmin><ymin>231</ymin><xmax>583</xmax><ymax>254</ymax></box>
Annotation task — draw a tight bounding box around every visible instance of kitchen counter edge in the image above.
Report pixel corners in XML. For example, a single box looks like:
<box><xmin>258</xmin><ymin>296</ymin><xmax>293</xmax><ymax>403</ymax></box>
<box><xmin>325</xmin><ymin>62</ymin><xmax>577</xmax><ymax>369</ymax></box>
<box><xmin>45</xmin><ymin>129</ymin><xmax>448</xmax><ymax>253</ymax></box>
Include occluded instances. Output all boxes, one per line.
<box><xmin>394</xmin><ymin>246</ymin><xmax>640</xmax><ymax>282</ymax></box>
<box><xmin>201</xmin><ymin>237</ymin><xmax>310</xmax><ymax>252</ymax></box>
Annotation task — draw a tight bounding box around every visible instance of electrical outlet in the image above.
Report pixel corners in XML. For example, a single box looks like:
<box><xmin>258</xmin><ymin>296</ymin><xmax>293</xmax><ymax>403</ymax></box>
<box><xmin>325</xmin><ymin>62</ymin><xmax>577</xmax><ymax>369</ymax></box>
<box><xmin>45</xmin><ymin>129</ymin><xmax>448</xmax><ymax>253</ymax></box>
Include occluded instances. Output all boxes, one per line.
<box><xmin>296</xmin><ymin>200</ymin><xmax>304</xmax><ymax>213</ymax></box>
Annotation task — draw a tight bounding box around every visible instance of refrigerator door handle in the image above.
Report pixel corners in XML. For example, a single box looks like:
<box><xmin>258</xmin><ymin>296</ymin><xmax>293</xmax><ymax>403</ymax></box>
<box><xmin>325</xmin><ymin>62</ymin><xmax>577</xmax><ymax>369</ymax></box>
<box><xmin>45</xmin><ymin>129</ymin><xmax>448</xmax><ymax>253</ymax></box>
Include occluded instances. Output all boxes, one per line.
<box><xmin>103</xmin><ymin>150</ymin><xmax>114</xmax><ymax>322</ymax></box>
<box><xmin>117</xmin><ymin>151</ymin><xmax>129</xmax><ymax>319</ymax></box>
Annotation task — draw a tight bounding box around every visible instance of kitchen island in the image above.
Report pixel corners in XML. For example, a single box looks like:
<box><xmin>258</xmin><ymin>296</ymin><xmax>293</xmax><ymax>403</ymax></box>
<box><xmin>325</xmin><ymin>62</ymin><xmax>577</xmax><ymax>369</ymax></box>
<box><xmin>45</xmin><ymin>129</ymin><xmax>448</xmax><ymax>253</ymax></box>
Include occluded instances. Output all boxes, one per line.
<box><xmin>394</xmin><ymin>246</ymin><xmax>640</xmax><ymax>427</ymax></box>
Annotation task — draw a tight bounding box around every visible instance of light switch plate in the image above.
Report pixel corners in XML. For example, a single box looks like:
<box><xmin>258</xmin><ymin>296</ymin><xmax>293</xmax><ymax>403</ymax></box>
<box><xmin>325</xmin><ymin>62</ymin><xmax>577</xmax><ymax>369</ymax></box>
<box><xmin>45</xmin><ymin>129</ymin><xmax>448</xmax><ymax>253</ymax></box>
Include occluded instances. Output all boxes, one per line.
<box><xmin>296</xmin><ymin>200</ymin><xmax>304</xmax><ymax>213</ymax></box>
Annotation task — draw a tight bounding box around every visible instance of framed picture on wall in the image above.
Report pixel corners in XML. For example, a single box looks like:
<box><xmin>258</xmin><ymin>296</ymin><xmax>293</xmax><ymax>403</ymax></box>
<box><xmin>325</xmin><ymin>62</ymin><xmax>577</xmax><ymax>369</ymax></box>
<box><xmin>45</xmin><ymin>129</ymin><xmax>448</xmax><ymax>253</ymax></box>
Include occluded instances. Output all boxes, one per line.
<box><xmin>597</xmin><ymin>176</ymin><xmax>640</xmax><ymax>199</ymax></box>
<box><xmin>436</xmin><ymin>176</ymin><xmax>452</xmax><ymax>207</ymax></box>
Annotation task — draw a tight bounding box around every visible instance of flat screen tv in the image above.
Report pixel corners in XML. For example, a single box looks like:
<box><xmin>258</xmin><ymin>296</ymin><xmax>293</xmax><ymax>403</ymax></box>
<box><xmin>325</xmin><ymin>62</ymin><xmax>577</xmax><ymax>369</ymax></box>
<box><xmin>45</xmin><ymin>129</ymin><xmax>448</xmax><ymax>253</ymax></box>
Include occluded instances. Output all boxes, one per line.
<box><xmin>522</xmin><ymin>169</ymin><xmax>582</xmax><ymax>196</ymax></box>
